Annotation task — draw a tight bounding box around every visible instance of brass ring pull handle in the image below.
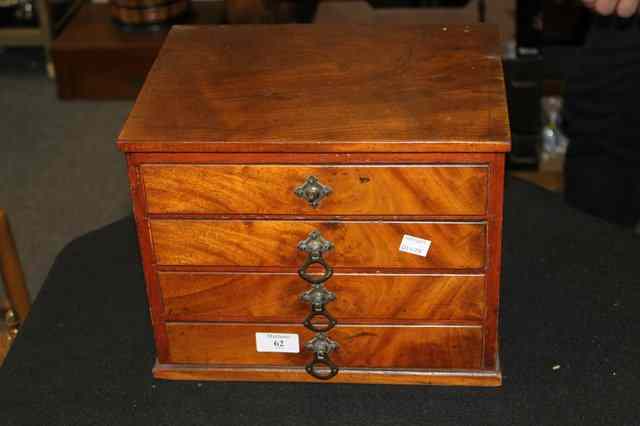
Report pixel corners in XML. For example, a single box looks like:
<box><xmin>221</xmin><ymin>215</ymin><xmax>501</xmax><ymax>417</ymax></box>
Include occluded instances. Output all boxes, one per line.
<box><xmin>304</xmin><ymin>333</ymin><xmax>339</xmax><ymax>380</ymax></box>
<box><xmin>294</xmin><ymin>176</ymin><xmax>332</xmax><ymax>208</ymax></box>
<box><xmin>298</xmin><ymin>255</ymin><xmax>333</xmax><ymax>285</ymax></box>
<box><xmin>301</xmin><ymin>285</ymin><xmax>337</xmax><ymax>332</ymax></box>
<box><xmin>306</xmin><ymin>353</ymin><xmax>339</xmax><ymax>380</ymax></box>
<box><xmin>303</xmin><ymin>307</ymin><xmax>337</xmax><ymax>333</ymax></box>
<box><xmin>299</xmin><ymin>233</ymin><xmax>339</xmax><ymax>379</ymax></box>
<box><xmin>297</xmin><ymin>231</ymin><xmax>334</xmax><ymax>285</ymax></box>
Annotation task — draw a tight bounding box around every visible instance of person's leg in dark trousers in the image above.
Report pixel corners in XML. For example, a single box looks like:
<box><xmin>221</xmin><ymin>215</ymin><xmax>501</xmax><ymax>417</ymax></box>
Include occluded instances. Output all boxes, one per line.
<box><xmin>563</xmin><ymin>12</ymin><xmax>640</xmax><ymax>231</ymax></box>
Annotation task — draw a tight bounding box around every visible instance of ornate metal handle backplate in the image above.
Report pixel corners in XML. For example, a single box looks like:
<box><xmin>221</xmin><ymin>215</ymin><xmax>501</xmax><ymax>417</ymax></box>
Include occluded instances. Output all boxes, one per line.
<box><xmin>297</xmin><ymin>230</ymin><xmax>340</xmax><ymax>379</ymax></box>
<box><xmin>294</xmin><ymin>176</ymin><xmax>332</xmax><ymax>208</ymax></box>
<box><xmin>297</xmin><ymin>230</ymin><xmax>334</xmax><ymax>285</ymax></box>
<box><xmin>304</xmin><ymin>333</ymin><xmax>339</xmax><ymax>380</ymax></box>
<box><xmin>298</xmin><ymin>232</ymin><xmax>336</xmax><ymax>331</ymax></box>
<box><xmin>301</xmin><ymin>286</ymin><xmax>337</xmax><ymax>332</ymax></box>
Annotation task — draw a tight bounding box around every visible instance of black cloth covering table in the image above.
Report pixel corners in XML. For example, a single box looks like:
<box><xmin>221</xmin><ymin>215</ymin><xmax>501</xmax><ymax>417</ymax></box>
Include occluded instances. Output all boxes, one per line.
<box><xmin>1</xmin><ymin>178</ymin><xmax>639</xmax><ymax>425</ymax></box>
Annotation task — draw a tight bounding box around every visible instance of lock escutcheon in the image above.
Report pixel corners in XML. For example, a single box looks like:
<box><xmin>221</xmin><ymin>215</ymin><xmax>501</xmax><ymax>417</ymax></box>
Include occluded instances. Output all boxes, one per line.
<box><xmin>294</xmin><ymin>176</ymin><xmax>332</xmax><ymax>208</ymax></box>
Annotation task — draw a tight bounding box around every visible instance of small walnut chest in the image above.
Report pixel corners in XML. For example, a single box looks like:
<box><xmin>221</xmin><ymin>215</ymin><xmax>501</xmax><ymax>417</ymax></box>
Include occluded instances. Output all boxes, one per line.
<box><xmin>117</xmin><ymin>24</ymin><xmax>511</xmax><ymax>386</ymax></box>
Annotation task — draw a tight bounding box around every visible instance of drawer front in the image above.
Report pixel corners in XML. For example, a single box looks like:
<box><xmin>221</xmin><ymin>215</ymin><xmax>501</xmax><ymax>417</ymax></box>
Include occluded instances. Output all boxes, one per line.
<box><xmin>141</xmin><ymin>164</ymin><xmax>488</xmax><ymax>216</ymax></box>
<box><xmin>150</xmin><ymin>220</ymin><xmax>486</xmax><ymax>269</ymax></box>
<box><xmin>160</xmin><ymin>272</ymin><xmax>486</xmax><ymax>322</ymax></box>
<box><xmin>165</xmin><ymin>323</ymin><xmax>483</xmax><ymax>369</ymax></box>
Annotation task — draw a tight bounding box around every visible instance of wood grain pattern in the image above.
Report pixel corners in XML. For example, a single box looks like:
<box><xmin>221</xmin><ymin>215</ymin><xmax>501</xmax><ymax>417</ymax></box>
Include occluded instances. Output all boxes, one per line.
<box><xmin>159</xmin><ymin>272</ymin><xmax>486</xmax><ymax>322</ymax></box>
<box><xmin>141</xmin><ymin>164</ymin><xmax>488</xmax><ymax>216</ymax></box>
<box><xmin>117</xmin><ymin>25</ymin><xmax>511</xmax><ymax>153</ymax></box>
<box><xmin>165</xmin><ymin>323</ymin><xmax>483</xmax><ymax>369</ymax></box>
<box><xmin>153</xmin><ymin>362</ymin><xmax>502</xmax><ymax>386</ymax></box>
<box><xmin>150</xmin><ymin>220</ymin><xmax>486</xmax><ymax>269</ymax></box>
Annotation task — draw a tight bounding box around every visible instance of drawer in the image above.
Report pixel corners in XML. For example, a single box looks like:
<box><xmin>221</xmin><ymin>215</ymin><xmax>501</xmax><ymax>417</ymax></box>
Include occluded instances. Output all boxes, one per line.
<box><xmin>140</xmin><ymin>164</ymin><xmax>488</xmax><ymax>216</ymax></box>
<box><xmin>150</xmin><ymin>220</ymin><xmax>486</xmax><ymax>270</ymax></box>
<box><xmin>165</xmin><ymin>323</ymin><xmax>483</xmax><ymax>370</ymax></box>
<box><xmin>159</xmin><ymin>272</ymin><xmax>486</xmax><ymax>322</ymax></box>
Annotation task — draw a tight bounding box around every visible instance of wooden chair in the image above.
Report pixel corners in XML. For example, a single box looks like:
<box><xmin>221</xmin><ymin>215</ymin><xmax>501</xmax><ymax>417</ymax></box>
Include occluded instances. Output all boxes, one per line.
<box><xmin>0</xmin><ymin>209</ymin><xmax>31</xmax><ymax>333</ymax></box>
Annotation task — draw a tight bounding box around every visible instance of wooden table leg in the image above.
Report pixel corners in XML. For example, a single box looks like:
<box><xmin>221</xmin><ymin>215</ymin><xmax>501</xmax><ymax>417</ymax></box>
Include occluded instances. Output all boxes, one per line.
<box><xmin>0</xmin><ymin>209</ymin><xmax>30</xmax><ymax>324</ymax></box>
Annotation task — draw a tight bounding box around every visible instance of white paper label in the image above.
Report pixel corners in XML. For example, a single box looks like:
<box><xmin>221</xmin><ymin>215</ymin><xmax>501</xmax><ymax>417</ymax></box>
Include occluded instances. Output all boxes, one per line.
<box><xmin>255</xmin><ymin>332</ymin><xmax>300</xmax><ymax>353</ymax></box>
<box><xmin>399</xmin><ymin>234</ymin><xmax>432</xmax><ymax>257</ymax></box>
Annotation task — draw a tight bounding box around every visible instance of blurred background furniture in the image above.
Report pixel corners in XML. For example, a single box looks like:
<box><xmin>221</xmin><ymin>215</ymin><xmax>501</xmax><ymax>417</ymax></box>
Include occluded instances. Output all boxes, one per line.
<box><xmin>51</xmin><ymin>0</ymin><xmax>320</xmax><ymax>99</ymax></box>
<box><xmin>52</xmin><ymin>2</ymin><xmax>226</xmax><ymax>99</ymax></box>
<box><xmin>109</xmin><ymin>0</ymin><xmax>190</xmax><ymax>29</ymax></box>
<box><xmin>0</xmin><ymin>0</ymin><xmax>84</xmax><ymax>76</ymax></box>
<box><xmin>0</xmin><ymin>209</ymin><xmax>31</xmax><ymax>365</ymax></box>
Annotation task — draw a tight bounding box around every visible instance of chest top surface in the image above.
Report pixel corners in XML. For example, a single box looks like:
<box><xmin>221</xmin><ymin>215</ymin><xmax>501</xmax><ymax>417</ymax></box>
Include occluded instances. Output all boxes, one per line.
<box><xmin>117</xmin><ymin>24</ymin><xmax>510</xmax><ymax>154</ymax></box>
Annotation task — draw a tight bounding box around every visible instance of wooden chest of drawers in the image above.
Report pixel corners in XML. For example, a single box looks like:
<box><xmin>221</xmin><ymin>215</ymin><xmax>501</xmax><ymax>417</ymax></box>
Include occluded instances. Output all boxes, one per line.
<box><xmin>117</xmin><ymin>24</ymin><xmax>511</xmax><ymax>386</ymax></box>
